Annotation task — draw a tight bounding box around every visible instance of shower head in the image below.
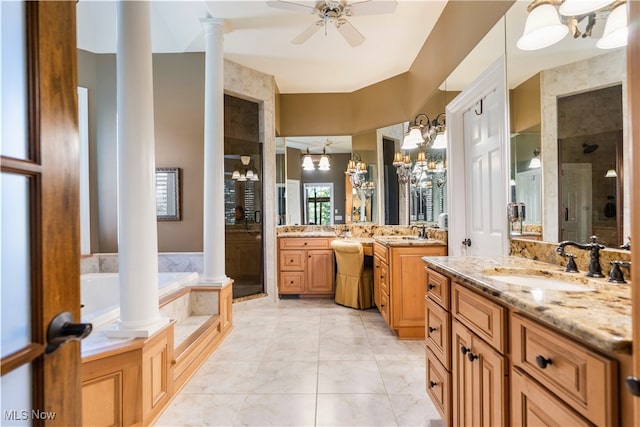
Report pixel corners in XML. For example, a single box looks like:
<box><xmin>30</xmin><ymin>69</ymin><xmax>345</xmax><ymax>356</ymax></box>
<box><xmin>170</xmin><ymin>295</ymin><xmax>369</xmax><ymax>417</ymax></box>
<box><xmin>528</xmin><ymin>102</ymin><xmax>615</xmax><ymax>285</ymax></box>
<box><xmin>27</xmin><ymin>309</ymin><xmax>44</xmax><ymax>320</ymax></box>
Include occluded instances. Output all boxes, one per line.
<box><xmin>583</xmin><ymin>143</ymin><xmax>599</xmax><ymax>154</ymax></box>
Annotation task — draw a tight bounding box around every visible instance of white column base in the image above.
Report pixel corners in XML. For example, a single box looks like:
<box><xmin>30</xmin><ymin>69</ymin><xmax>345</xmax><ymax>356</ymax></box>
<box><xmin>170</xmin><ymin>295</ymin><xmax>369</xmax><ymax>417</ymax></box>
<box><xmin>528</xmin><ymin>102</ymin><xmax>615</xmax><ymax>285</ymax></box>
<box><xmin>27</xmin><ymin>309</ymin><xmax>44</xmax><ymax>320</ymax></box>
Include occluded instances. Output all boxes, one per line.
<box><xmin>104</xmin><ymin>316</ymin><xmax>170</xmax><ymax>339</ymax></box>
<box><xmin>197</xmin><ymin>275</ymin><xmax>231</xmax><ymax>287</ymax></box>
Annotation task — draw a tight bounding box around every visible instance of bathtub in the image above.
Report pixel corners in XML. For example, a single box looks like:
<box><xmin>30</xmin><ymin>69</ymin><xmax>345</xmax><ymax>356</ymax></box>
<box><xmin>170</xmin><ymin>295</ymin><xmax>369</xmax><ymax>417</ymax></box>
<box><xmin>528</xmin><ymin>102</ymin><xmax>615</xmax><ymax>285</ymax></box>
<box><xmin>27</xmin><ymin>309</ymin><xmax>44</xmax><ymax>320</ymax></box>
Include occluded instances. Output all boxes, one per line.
<box><xmin>81</xmin><ymin>272</ymin><xmax>199</xmax><ymax>327</ymax></box>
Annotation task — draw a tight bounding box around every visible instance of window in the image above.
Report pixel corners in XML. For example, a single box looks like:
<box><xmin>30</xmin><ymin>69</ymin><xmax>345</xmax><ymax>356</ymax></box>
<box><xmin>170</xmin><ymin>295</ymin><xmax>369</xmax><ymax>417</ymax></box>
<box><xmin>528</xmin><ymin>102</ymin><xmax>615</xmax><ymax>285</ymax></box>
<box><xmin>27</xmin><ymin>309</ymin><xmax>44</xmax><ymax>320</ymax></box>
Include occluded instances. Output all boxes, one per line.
<box><xmin>304</xmin><ymin>183</ymin><xmax>333</xmax><ymax>225</ymax></box>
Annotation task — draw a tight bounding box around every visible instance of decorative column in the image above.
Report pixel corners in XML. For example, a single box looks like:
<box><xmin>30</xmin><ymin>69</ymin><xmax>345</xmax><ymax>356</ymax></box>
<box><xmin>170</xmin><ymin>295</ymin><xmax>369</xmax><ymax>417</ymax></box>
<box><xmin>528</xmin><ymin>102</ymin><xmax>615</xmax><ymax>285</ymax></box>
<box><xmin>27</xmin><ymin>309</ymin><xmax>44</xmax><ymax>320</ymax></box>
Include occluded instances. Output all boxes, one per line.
<box><xmin>200</xmin><ymin>18</ymin><xmax>229</xmax><ymax>285</ymax></box>
<box><xmin>108</xmin><ymin>1</ymin><xmax>166</xmax><ymax>337</ymax></box>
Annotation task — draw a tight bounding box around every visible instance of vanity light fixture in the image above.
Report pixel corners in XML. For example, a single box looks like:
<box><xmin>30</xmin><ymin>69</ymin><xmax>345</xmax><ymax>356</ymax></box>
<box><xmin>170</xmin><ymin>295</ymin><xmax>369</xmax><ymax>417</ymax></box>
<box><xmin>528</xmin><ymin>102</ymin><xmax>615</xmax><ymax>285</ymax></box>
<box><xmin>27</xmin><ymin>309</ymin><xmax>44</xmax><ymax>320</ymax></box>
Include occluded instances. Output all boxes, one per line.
<box><xmin>430</xmin><ymin>113</ymin><xmax>447</xmax><ymax>150</ymax></box>
<box><xmin>402</xmin><ymin>114</ymin><xmax>432</xmax><ymax>150</ymax></box>
<box><xmin>605</xmin><ymin>168</ymin><xmax>618</xmax><ymax>178</ymax></box>
<box><xmin>302</xmin><ymin>148</ymin><xmax>315</xmax><ymax>170</ymax></box>
<box><xmin>529</xmin><ymin>148</ymin><xmax>542</xmax><ymax>169</ymax></box>
<box><xmin>318</xmin><ymin>147</ymin><xmax>331</xmax><ymax>171</ymax></box>
<box><xmin>518</xmin><ymin>0</ymin><xmax>628</xmax><ymax>51</ymax></box>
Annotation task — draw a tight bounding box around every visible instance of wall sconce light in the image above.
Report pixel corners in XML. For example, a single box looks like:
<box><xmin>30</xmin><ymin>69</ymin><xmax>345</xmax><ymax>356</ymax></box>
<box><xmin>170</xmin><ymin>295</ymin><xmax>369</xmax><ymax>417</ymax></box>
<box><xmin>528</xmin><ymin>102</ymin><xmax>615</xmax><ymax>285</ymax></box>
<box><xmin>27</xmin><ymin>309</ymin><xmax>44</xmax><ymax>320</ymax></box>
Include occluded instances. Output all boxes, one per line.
<box><xmin>318</xmin><ymin>147</ymin><xmax>331</xmax><ymax>171</ymax></box>
<box><xmin>402</xmin><ymin>114</ymin><xmax>432</xmax><ymax>150</ymax></box>
<box><xmin>528</xmin><ymin>148</ymin><xmax>542</xmax><ymax>169</ymax></box>
<box><xmin>302</xmin><ymin>148</ymin><xmax>315</xmax><ymax>170</ymax></box>
<box><xmin>605</xmin><ymin>168</ymin><xmax>618</xmax><ymax>178</ymax></box>
<box><xmin>518</xmin><ymin>0</ymin><xmax>627</xmax><ymax>51</ymax></box>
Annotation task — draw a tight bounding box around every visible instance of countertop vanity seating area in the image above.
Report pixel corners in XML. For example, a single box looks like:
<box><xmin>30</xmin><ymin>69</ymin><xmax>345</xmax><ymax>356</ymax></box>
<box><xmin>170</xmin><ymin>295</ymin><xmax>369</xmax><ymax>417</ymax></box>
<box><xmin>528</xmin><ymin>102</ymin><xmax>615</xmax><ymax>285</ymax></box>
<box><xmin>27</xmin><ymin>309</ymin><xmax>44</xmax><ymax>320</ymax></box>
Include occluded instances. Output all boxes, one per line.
<box><xmin>423</xmin><ymin>254</ymin><xmax>633</xmax><ymax>426</ymax></box>
<box><xmin>276</xmin><ymin>225</ymin><xmax>448</xmax><ymax>338</ymax></box>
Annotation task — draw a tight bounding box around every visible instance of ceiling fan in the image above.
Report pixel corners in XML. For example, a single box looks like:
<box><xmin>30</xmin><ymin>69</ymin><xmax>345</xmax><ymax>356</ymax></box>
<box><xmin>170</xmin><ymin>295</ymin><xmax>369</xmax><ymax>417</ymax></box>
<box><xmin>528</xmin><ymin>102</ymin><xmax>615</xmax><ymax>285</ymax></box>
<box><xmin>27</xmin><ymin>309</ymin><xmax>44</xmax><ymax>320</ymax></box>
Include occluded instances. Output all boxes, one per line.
<box><xmin>267</xmin><ymin>0</ymin><xmax>398</xmax><ymax>47</ymax></box>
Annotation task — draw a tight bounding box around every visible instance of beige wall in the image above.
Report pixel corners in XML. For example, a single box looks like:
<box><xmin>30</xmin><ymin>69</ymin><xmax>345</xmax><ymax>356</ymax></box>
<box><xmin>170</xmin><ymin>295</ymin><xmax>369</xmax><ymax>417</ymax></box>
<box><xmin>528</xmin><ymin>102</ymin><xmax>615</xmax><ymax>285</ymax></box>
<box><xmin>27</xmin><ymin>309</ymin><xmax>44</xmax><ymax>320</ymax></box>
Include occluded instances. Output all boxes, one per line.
<box><xmin>278</xmin><ymin>1</ymin><xmax>514</xmax><ymax>137</ymax></box>
<box><xmin>510</xmin><ymin>73</ymin><xmax>541</xmax><ymax>133</ymax></box>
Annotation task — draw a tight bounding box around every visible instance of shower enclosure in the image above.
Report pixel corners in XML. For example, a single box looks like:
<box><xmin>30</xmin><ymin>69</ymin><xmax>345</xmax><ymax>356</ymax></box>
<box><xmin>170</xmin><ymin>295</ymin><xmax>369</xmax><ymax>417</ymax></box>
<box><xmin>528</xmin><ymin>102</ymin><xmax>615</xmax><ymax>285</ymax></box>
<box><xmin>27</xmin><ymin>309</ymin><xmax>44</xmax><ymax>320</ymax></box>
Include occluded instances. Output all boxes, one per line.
<box><xmin>224</xmin><ymin>95</ymin><xmax>264</xmax><ymax>299</ymax></box>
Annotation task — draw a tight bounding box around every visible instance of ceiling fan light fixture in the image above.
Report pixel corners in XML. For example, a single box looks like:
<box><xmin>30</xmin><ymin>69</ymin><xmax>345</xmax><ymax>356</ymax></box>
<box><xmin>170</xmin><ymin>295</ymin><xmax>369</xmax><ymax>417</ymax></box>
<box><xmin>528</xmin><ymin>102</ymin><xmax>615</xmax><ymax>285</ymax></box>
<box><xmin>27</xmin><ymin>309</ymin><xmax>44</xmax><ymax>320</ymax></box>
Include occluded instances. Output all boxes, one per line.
<box><xmin>517</xmin><ymin>4</ymin><xmax>568</xmax><ymax>51</ymax></box>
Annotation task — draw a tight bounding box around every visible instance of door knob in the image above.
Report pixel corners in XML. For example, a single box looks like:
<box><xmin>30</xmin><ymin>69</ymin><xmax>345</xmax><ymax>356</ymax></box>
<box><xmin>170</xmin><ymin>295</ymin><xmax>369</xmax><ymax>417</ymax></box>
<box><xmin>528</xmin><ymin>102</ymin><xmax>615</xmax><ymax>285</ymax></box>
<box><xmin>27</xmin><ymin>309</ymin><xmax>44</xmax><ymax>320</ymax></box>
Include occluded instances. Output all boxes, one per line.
<box><xmin>46</xmin><ymin>312</ymin><xmax>92</xmax><ymax>354</ymax></box>
<box><xmin>626</xmin><ymin>376</ymin><xmax>640</xmax><ymax>397</ymax></box>
<box><xmin>462</xmin><ymin>238</ymin><xmax>472</xmax><ymax>247</ymax></box>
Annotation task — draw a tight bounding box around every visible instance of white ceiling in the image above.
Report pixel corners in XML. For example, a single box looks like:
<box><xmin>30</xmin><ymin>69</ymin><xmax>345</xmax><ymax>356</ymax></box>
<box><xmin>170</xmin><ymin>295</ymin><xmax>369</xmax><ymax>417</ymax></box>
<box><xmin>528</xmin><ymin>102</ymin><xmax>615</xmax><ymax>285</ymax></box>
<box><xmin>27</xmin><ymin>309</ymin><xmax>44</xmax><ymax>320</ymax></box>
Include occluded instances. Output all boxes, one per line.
<box><xmin>76</xmin><ymin>0</ymin><xmax>447</xmax><ymax>94</ymax></box>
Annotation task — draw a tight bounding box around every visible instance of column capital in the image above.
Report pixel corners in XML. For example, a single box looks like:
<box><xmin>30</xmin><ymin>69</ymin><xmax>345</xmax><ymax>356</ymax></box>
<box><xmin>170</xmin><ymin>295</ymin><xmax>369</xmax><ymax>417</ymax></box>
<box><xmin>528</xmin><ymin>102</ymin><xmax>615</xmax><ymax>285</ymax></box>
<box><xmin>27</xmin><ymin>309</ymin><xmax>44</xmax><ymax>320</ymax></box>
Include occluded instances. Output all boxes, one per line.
<box><xmin>200</xmin><ymin>17</ymin><xmax>230</xmax><ymax>34</ymax></box>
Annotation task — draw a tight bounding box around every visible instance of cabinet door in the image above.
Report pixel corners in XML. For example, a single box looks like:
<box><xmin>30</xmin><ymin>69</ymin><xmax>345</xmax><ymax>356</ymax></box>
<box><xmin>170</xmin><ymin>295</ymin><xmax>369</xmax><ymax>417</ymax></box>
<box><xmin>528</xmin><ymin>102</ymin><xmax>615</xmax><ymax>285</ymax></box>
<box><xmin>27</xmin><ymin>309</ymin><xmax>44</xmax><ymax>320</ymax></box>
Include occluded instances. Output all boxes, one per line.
<box><xmin>306</xmin><ymin>249</ymin><xmax>334</xmax><ymax>294</ymax></box>
<box><xmin>511</xmin><ymin>367</ymin><xmax>592</xmax><ymax>427</ymax></box>
<box><xmin>390</xmin><ymin>249</ymin><xmax>427</xmax><ymax>329</ymax></box>
<box><xmin>452</xmin><ymin>320</ymin><xmax>507</xmax><ymax>427</ymax></box>
<box><xmin>373</xmin><ymin>256</ymin><xmax>381</xmax><ymax>308</ymax></box>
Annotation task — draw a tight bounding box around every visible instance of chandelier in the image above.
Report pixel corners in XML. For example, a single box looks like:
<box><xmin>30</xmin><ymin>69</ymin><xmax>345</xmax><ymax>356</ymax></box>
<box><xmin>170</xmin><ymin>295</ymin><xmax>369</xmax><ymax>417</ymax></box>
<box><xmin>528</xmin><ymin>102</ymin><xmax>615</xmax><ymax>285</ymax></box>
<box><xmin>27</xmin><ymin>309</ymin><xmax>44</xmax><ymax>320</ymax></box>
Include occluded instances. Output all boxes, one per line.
<box><xmin>345</xmin><ymin>154</ymin><xmax>375</xmax><ymax>191</ymax></box>
<box><xmin>393</xmin><ymin>150</ymin><xmax>447</xmax><ymax>188</ymax></box>
<box><xmin>231</xmin><ymin>155</ymin><xmax>259</xmax><ymax>182</ymax></box>
<box><xmin>517</xmin><ymin>0</ymin><xmax>628</xmax><ymax>51</ymax></box>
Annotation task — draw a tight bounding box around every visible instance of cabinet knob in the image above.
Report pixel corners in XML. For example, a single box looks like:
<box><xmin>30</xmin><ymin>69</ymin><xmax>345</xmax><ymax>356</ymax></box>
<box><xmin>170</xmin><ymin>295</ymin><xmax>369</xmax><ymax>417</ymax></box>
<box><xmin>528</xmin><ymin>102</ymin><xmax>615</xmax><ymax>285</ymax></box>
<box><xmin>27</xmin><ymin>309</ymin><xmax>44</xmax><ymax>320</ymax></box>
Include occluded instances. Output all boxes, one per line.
<box><xmin>535</xmin><ymin>355</ymin><xmax>552</xmax><ymax>369</ymax></box>
<box><xmin>428</xmin><ymin>284</ymin><xmax>435</xmax><ymax>290</ymax></box>
<box><xmin>460</xmin><ymin>346</ymin><xmax>470</xmax><ymax>355</ymax></box>
<box><xmin>380</xmin><ymin>275</ymin><xmax>384</xmax><ymax>279</ymax></box>
<box><xmin>467</xmin><ymin>352</ymin><xmax>478</xmax><ymax>362</ymax></box>
<box><xmin>429</xmin><ymin>381</ymin><xmax>437</xmax><ymax>388</ymax></box>
<box><xmin>626</xmin><ymin>376</ymin><xmax>640</xmax><ymax>397</ymax></box>
<box><xmin>428</xmin><ymin>326</ymin><xmax>437</xmax><ymax>333</ymax></box>
<box><xmin>290</xmin><ymin>281</ymin><xmax>294</xmax><ymax>284</ymax></box>
<box><xmin>304</xmin><ymin>242</ymin><xmax>307</xmax><ymax>245</ymax></box>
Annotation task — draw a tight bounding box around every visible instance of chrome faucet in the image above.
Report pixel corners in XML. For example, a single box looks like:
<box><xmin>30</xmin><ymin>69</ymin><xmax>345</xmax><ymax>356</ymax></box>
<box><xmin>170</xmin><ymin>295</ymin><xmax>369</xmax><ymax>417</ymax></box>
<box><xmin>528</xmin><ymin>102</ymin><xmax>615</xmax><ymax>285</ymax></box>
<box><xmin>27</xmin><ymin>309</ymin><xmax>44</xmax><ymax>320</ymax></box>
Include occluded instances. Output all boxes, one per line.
<box><xmin>411</xmin><ymin>225</ymin><xmax>427</xmax><ymax>239</ymax></box>
<box><xmin>556</xmin><ymin>235</ymin><xmax>605</xmax><ymax>278</ymax></box>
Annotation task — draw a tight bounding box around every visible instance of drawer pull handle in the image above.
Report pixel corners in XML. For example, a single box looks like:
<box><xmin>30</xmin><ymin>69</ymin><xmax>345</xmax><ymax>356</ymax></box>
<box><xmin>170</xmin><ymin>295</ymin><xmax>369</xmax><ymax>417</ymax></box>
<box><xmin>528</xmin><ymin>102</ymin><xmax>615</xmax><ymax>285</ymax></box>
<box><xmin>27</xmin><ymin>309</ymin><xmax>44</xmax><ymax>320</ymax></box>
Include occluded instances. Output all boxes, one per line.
<box><xmin>428</xmin><ymin>284</ymin><xmax>435</xmax><ymax>290</ymax></box>
<box><xmin>429</xmin><ymin>381</ymin><xmax>437</xmax><ymax>388</ymax></box>
<box><xmin>536</xmin><ymin>355</ymin><xmax>552</xmax><ymax>369</ymax></box>
<box><xmin>460</xmin><ymin>346</ymin><xmax>470</xmax><ymax>355</ymax></box>
<box><xmin>428</xmin><ymin>326</ymin><xmax>437</xmax><ymax>333</ymax></box>
<box><xmin>625</xmin><ymin>376</ymin><xmax>640</xmax><ymax>397</ymax></box>
<box><xmin>467</xmin><ymin>352</ymin><xmax>478</xmax><ymax>362</ymax></box>
<box><xmin>290</xmin><ymin>281</ymin><xmax>294</xmax><ymax>284</ymax></box>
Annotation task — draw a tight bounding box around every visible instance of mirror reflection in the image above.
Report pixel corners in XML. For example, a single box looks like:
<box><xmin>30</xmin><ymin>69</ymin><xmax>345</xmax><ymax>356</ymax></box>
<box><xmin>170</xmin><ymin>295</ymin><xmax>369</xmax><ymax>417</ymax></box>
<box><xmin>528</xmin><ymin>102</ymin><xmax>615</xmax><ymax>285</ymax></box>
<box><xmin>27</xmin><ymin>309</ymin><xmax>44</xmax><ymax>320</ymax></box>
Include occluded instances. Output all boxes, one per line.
<box><xmin>503</xmin><ymin>0</ymin><xmax>629</xmax><ymax>247</ymax></box>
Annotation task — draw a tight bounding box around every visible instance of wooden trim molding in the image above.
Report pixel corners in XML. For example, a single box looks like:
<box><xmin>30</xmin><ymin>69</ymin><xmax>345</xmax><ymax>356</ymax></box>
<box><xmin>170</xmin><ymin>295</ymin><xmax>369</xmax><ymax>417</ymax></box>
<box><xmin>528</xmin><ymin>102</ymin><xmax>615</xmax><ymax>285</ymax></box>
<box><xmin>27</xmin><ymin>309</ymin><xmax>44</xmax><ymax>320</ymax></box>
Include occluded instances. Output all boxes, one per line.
<box><xmin>0</xmin><ymin>343</ymin><xmax>45</xmax><ymax>376</ymax></box>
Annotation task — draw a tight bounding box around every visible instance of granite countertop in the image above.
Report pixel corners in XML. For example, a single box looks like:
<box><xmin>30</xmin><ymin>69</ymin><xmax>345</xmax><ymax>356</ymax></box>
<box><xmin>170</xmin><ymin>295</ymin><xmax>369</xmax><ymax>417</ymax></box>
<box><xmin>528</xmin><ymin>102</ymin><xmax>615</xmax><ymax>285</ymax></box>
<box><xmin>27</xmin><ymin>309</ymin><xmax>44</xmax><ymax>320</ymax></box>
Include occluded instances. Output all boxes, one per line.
<box><xmin>422</xmin><ymin>256</ymin><xmax>631</xmax><ymax>354</ymax></box>
<box><xmin>277</xmin><ymin>231</ymin><xmax>338</xmax><ymax>238</ymax></box>
<box><xmin>375</xmin><ymin>236</ymin><xmax>447</xmax><ymax>247</ymax></box>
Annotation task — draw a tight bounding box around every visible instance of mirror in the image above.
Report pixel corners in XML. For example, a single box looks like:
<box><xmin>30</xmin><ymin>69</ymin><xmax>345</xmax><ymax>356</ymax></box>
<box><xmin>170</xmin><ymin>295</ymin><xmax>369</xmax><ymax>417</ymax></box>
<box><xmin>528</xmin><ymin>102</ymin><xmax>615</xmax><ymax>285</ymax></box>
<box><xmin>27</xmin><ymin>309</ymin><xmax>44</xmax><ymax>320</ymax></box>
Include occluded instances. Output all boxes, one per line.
<box><xmin>281</xmin><ymin>135</ymin><xmax>359</xmax><ymax>225</ymax></box>
<box><xmin>504</xmin><ymin>0</ymin><xmax>628</xmax><ymax>247</ymax></box>
<box><xmin>156</xmin><ymin>167</ymin><xmax>181</xmax><ymax>221</ymax></box>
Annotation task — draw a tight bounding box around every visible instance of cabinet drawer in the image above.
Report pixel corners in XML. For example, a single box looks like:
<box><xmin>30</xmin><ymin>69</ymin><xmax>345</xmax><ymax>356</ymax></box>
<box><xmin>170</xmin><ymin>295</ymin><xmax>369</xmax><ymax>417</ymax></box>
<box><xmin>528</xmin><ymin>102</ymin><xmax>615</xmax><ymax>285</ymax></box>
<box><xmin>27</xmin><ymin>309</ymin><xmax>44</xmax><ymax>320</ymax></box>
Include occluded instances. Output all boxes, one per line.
<box><xmin>426</xmin><ymin>268</ymin><xmax>450</xmax><ymax>310</ymax></box>
<box><xmin>511</xmin><ymin>313</ymin><xmax>617</xmax><ymax>427</ymax></box>
<box><xmin>452</xmin><ymin>283</ymin><xmax>506</xmax><ymax>353</ymax></box>
<box><xmin>279</xmin><ymin>251</ymin><xmax>305</xmax><ymax>271</ymax></box>
<box><xmin>511</xmin><ymin>367</ymin><xmax>592</xmax><ymax>427</ymax></box>
<box><xmin>279</xmin><ymin>272</ymin><xmax>304</xmax><ymax>293</ymax></box>
<box><xmin>279</xmin><ymin>237</ymin><xmax>331</xmax><ymax>249</ymax></box>
<box><xmin>425</xmin><ymin>296</ymin><xmax>450</xmax><ymax>370</ymax></box>
<box><xmin>373</xmin><ymin>242</ymin><xmax>389</xmax><ymax>263</ymax></box>
<box><xmin>426</xmin><ymin>348</ymin><xmax>451</xmax><ymax>425</ymax></box>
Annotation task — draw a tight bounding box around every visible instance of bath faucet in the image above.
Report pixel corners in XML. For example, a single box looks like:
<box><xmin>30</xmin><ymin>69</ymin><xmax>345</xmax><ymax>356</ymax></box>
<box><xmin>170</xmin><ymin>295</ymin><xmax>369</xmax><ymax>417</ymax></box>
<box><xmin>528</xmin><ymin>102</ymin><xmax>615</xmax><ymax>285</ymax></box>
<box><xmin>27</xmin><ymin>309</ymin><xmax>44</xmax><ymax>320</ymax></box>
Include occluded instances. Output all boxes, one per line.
<box><xmin>608</xmin><ymin>260</ymin><xmax>632</xmax><ymax>284</ymax></box>
<box><xmin>620</xmin><ymin>236</ymin><xmax>631</xmax><ymax>251</ymax></box>
<box><xmin>556</xmin><ymin>235</ymin><xmax>605</xmax><ymax>278</ymax></box>
<box><xmin>411</xmin><ymin>225</ymin><xmax>427</xmax><ymax>239</ymax></box>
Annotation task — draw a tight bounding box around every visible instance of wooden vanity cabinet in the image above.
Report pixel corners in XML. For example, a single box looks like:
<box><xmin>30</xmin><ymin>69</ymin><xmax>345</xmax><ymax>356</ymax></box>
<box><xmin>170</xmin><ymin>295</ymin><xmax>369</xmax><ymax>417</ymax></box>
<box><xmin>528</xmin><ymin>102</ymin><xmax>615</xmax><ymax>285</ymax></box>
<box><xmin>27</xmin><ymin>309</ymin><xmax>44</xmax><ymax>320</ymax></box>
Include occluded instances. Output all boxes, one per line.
<box><xmin>423</xmin><ymin>266</ymin><xmax>623</xmax><ymax>427</ymax></box>
<box><xmin>451</xmin><ymin>284</ymin><xmax>507</xmax><ymax>427</ymax></box>
<box><xmin>278</xmin><ymin>237</ymin><xmax>334</xmax><ymax>296</ymax></box>
<box><xmin>376</xmin><ymin>242</ymin><xmax>446</xmax><ymax>339</ymax></box>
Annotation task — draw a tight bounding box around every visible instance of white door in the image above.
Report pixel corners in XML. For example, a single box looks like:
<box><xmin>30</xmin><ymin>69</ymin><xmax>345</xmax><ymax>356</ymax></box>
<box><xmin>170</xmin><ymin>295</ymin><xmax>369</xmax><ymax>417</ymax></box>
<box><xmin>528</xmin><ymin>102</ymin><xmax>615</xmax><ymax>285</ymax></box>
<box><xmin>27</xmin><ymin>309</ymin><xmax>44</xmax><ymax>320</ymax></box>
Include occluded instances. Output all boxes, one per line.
<box><xmin>286</xmin><ymin>179</ymin><xmax>301</xmax><ymax>225</ymax></box>
<box><xmin>560</xmin><ymin>163</ymin><xmax>592</xmax><ymax>242</ymax></box>
<box><xmin>463</xmin><ymin>89</ymin><xmax>506</xmax><ymax>256</ymax></box>
<box><xmin>447</xmin><ymin>58</ymin><xmax>510</xmax><ymax>257</ymax></box>
<box><xmin>515</xmin><ymin>168</ymin><xmax>542</xmax><ymax>224</ymax></box>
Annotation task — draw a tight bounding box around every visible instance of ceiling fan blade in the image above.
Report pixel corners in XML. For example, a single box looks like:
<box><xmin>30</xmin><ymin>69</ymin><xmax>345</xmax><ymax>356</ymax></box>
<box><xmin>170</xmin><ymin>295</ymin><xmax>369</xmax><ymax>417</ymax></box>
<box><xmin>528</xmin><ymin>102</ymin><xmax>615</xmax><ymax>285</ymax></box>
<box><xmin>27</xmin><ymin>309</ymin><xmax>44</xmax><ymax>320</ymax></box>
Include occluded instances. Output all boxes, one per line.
<box><xmin>292</xmin><ymin>20</ymin><xmax>323</xmax><ymax>44</ymax></box>
<box><xmin>335</xmin><ymin>19</ymin><xmax>365</xmax><ymax>47</ymax></box>
<box><xmin>266</xmin><ymin>1</ymin><xmax>316</xmax><ymax>14</ymax></box>
<box><xmin>349</xmin><ymin>0</ymin><xmax>398</xmax><ymax>16</ymax></box>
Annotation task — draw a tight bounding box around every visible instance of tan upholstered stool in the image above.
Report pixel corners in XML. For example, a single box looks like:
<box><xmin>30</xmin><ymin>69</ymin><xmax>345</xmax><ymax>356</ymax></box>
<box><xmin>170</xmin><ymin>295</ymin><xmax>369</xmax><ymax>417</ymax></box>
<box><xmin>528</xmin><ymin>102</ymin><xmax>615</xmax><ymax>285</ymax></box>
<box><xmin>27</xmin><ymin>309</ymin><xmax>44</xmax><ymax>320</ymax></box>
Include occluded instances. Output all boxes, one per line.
<box><xmin>330</xmin><ymin>239</ymin><xmax>373</xmax><ymax>309</ymax></box>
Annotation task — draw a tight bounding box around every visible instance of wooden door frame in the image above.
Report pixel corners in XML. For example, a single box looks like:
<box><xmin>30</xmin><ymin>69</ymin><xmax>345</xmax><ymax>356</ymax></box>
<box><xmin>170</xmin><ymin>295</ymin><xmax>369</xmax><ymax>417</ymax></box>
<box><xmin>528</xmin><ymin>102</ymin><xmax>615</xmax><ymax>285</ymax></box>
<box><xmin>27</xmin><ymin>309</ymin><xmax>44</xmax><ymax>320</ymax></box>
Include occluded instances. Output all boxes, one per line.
<box><xmin>629</xmin><ymin>0</ymin><xmax>640</xmax><ymax>425</ymax></box>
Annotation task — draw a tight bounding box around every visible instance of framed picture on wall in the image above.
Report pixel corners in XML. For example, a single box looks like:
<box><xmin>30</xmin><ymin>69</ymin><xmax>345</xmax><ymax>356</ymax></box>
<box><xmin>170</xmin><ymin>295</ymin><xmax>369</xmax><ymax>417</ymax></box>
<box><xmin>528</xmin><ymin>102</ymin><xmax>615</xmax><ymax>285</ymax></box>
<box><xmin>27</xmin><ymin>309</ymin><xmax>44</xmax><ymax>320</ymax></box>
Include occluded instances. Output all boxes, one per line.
<box><xmin>156</xmin><ymin>167</ymin><xmax>182</xmax><ymax>221</ymax></box>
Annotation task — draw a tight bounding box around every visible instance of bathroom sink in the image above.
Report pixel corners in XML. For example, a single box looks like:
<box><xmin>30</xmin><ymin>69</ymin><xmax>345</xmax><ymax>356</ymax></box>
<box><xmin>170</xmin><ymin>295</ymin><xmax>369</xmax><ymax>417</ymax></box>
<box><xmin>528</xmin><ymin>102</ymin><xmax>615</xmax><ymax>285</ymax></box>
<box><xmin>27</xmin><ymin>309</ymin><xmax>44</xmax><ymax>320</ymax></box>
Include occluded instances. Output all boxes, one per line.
<box><xmin>484</xmin><ymin>274</ymin><xmax>595</xmax><ymax>292</ymax></box>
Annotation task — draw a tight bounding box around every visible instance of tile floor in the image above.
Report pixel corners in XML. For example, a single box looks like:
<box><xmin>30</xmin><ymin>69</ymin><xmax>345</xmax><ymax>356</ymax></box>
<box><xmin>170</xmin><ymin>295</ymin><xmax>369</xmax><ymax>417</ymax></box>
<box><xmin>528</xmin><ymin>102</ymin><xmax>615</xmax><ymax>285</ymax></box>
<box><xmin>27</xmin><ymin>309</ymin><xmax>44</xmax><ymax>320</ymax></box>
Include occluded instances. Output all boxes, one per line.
<box><xmin>155</xmin><ymin>297</ymin><xmax>442</xmax><ymax>427</ymax></box>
